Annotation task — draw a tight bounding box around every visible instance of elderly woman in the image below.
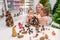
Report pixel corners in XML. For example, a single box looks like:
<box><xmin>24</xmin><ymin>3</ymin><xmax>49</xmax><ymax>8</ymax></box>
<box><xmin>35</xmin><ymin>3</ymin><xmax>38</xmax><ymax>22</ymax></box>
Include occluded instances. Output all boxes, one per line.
<box><xmin>35</xmin><ymin>3</ymin><xmax>43</xmax><ymax>19</ymax></box>
<box><xmin>36</xmin><ymin>3</ymin><xmax>43</xmax><ymax>14</ymax></box>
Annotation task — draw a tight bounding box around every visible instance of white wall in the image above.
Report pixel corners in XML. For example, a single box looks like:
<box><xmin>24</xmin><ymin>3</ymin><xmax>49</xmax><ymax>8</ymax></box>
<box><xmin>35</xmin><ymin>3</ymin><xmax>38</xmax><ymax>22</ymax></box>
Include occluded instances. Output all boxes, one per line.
<box><xmin>0</xmin><ymin>0</ymin><xmax>57</xmax><ymax>15</ymax></box>
<box><xmin>0</xmin><ymin>2</ymin><xmax>3</xmax><ymax>15</ymax></box>
<box><xmin>0</xmin><ymin>0</ymin><xmax>3</xmax><ymax>15</ymax></box>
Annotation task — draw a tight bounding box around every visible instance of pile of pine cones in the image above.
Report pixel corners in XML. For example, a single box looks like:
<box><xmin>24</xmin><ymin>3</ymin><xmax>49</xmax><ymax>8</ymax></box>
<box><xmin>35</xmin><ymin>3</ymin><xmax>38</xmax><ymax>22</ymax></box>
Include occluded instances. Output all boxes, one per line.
<box><xmin>5</xmin><ymin>11</ymin><xmax>14</xmax><ymax>27</ymax></box>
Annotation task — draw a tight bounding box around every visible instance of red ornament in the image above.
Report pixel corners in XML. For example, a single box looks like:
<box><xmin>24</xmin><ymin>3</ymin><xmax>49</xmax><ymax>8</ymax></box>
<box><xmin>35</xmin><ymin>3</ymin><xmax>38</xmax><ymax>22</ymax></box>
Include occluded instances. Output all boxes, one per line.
<box><xmin>18</xmin><ymin>22</ymin><xmax>23</xmax><ymax>29</ymax></box>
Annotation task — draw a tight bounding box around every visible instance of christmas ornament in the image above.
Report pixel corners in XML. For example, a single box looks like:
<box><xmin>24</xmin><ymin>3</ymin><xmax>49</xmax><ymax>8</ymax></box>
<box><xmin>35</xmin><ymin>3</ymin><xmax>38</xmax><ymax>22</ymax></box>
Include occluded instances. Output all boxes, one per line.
<box><xmin>18</xmin><ymin>22</ymin><xmax>23</xmax><ymax>29</ymax></box>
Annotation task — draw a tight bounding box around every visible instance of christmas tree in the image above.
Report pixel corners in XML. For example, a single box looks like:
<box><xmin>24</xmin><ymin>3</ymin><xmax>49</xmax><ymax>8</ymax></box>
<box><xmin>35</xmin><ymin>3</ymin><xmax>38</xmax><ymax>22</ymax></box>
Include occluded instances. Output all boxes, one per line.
<box><xmin>39</xmin><ymin>0</ymin><xmax>51</xmax><ymax>14</ymax></box>
<box><xmin>53</xmin><ymin>0</ymin><xmax>60</xmax><ymax>24</ymax></box>
<box><xmin>52</xmin><ymin>0</ymin><xmax>60</xmax><ymax>15</ymax></box>
<box><xmin>53</xmin><ymin>4</ymin><xmax>60</xmax><ymax>24</ymax></box>
<box><xmin>52</xmin><ymin>0</ymin><xmax>60</xmax><ymax>29</ymax></box>
<box><xmin>39</xmin><ymin>0</ymin><xmax>48</xmax><ymax>7</ymax></box>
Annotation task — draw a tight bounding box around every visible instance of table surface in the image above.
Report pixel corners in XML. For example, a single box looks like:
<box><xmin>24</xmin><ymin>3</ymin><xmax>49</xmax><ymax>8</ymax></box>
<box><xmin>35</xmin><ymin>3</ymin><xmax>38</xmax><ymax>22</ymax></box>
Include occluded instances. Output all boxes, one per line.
<box><xmin>0</xmin><ymin>16</ymin><xmax>60</xmax><ymax>40</ymax></box>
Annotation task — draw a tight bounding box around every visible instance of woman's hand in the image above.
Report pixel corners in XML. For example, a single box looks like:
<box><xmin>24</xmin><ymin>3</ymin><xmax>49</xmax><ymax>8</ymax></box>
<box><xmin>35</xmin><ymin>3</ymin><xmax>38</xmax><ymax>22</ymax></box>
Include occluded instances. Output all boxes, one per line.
<box><xmin>39</xmin><ymin>17</ymin><xmax>48</xmax><ymax>24</ymax></box>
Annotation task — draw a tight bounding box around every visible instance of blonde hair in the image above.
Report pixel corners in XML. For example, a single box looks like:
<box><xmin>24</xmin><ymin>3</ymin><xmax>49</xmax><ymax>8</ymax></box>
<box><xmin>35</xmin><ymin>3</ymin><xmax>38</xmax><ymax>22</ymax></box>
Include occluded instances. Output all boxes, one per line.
<box><xmin>42</xmin><ymin>7</ymin><xmax>49</xmax><ymax>16</ymax></box>
<box><xmin>36</xmin><ymin>3</ymin><xmax>43</xmax><ymax>8</ymax></box>
<box><xmin>28</xmin><ymin>7</ymin><xmax>33</xmax><ymax>13</ymax></box>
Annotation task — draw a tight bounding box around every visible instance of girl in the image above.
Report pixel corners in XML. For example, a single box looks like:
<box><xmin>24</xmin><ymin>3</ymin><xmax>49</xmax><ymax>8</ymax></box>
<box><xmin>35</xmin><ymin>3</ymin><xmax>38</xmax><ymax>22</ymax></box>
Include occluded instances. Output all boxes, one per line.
<box><xmin>27</xmin><ymin>7</ymin><xmax>34</xmax><ymax>23</ymax></box>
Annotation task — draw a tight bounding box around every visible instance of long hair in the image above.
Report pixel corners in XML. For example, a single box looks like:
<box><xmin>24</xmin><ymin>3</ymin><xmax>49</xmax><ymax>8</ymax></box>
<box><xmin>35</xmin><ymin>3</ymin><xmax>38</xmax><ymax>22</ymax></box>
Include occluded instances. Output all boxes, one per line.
<box><xmin>41</xmin><ymin>7</ymin><xmax>49</xmax><ymax>16</ymax></box>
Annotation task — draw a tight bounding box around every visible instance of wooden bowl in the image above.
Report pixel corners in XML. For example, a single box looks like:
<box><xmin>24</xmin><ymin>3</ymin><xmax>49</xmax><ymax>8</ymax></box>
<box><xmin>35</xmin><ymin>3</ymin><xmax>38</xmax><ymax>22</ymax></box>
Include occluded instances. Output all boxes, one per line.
<box><xmin>22</xmin><ymin>31</ymin><xmax>27</xmax><ymax>34</ymax></box>
<box><xmin>18</xmin><ymin>35</ymin><xmax>24</xmax><ymax>38</ymax></box>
